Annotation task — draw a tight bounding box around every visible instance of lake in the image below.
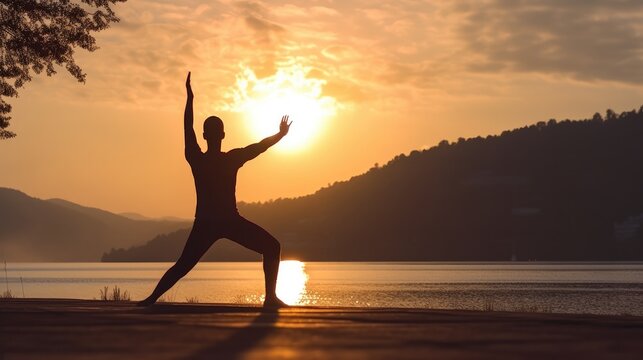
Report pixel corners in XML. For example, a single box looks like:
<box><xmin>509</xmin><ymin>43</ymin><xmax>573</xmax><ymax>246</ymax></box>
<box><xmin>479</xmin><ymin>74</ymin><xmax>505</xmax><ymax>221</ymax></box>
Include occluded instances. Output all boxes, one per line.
<box><xmin>2</xmin><ymin>262</ymin><xmax>642</xmax><ymax>315</ymax></box>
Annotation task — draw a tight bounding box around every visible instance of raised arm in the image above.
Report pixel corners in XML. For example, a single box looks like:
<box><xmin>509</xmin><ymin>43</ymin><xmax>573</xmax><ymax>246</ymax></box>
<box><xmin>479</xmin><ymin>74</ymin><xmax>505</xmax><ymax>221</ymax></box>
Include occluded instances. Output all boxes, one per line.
<box><xmin>231</xmin><ymin>115</ymin><xmax>291</xmax><ymax>164</ymax></box>
<box><xmin>184</xmin><ymin>72</ymin><xmax>200</xmax><ymax>161</ymax></box>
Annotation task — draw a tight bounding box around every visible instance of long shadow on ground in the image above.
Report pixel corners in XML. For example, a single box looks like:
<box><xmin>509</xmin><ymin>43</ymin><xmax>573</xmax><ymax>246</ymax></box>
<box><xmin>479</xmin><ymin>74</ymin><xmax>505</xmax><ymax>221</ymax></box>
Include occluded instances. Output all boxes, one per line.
<box><xmin>187</xmin><ymin>309</ymin><xmax>278</xmax><ymax>360</ymax></box>
<box><xmin>139</xmin><ymin>303</ymin><xmax>279</xmax><ymax>359</ymax></box>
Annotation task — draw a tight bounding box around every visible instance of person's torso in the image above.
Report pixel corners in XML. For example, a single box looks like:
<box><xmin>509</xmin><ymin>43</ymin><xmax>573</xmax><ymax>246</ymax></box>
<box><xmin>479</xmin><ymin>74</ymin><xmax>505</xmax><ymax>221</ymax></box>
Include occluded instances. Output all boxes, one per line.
<box><xmin>190</xmin><ymin>151</ymin><xmax>240</xmax><ymax>218</ymax></box>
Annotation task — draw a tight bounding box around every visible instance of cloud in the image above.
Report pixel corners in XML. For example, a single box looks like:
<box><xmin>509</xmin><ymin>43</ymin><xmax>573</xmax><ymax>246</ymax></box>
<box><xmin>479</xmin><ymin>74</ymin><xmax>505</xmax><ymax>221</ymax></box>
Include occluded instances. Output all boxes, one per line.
<box><xmin>236</xmin><ymin>1</ymin><xmax>285</xmax><ymax>45</ymax></box>
<box><xmin>244</xmin><ymin>14</ymin><xmax>285</xmax><ymax>35</ymax></box>
<box><xmin>322</xmin><ymin>78</ymin><xmax>371</xmax><ymax>102</ymax></box>
<box><xmin>29</xmin><ymin>0</ymin><xmax>643</xmax><ymax>114</ymax></box>
<box><xmin>452</xmin><ymin>0</ymin><xmax>643</xmax><ymax>84</ymax></box>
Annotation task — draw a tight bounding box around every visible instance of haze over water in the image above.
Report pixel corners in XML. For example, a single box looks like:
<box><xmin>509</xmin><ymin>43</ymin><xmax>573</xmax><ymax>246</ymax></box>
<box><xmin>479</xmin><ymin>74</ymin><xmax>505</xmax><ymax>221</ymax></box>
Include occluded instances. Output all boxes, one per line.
<box><xmin>4</xmin><ymin>262</ymin><xmax>642</xmax><ymax>316</ymax></box>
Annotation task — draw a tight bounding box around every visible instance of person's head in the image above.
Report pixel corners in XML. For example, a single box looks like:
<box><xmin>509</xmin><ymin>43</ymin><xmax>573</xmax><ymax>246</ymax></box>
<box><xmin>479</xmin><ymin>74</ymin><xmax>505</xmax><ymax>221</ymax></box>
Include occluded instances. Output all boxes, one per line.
<box><xmin>203</xmin><ymin>116</ymin><xmax>225</xmax><ymax>141</ymax></box>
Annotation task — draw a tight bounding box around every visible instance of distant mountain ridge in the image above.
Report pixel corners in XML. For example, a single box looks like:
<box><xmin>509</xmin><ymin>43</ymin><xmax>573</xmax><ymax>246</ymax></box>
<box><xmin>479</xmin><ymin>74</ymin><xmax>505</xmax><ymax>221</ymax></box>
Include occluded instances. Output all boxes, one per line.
<box><xmin>102</xmin><ymin>229</ymin><xmax>260</xmax><ymax>262</ymax></box>
<box><xmin>6</xmin><ymin>107</ymin><xmax>643</xmax><ymax>262</ymax></box>
<box><xmin>105</xmin><ymin>106</ymin><xmax>643</xmax><ymax>261</ymax></box>
<box><xmin>0</xmin><ymin>188</ymin><xmax>190</xmax><ymax>261</ymax></box>
<box><xmin>118</xmin><ymin>212</ymin><xmax>189</xmax><ymax>222</ymax></box>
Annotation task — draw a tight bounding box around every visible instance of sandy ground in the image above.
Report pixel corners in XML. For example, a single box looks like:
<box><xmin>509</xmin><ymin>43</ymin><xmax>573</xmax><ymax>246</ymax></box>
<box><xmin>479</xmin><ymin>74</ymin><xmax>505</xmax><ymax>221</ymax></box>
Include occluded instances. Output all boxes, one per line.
<box><xmin>1</xmin><ymin>299</ymin><xmax>642</xmax><ymax>359</ymax></box>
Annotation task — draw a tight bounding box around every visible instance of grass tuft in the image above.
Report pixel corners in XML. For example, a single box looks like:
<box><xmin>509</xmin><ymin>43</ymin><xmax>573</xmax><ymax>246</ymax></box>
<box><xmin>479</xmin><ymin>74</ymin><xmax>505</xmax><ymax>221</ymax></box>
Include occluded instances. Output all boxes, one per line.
<box><xmin>99</xmin><ymin>285</ymin><xmax>131</xmax><ymax>301</ymax></box>
<box><xmin>0</xmin><ymin>289</ymin><xmax>13</xmax><ymax>299</ymax></box>
<box><xmin>185</xmin><ymin>296</ymin><xmax>199</xmax><ymax>304</ymax></box>
<box><xmin>483</xmin><ymin>300</ymin><xmax>552</xmax><ymax>313</ymax></box>
<box><xmin>157</xmin><ymin>289</ymin><xmax>178</xmax><ymax>303</ymax></box>
<box><xmin>3</xmin><ymin>261</ymin><xmax>10</xmax><ymax>297</ymax></box>
<box><xmin>514</xmin><ymin>305</ymin><xmax>553</xmax><ymax>313</ymax></box>
<box><xmin>483</xmin><ymin>301</ymin><xmax>494</xmax><ymax>312</ymax></box>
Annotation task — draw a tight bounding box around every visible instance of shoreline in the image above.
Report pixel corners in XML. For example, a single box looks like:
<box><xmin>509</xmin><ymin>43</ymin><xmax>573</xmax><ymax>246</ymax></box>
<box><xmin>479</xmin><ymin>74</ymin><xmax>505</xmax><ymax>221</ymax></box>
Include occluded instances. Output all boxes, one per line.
<box><xmin>2</xmin><ymin>299</ymin><xmax>643</xmax><ymax>359</ymax></box>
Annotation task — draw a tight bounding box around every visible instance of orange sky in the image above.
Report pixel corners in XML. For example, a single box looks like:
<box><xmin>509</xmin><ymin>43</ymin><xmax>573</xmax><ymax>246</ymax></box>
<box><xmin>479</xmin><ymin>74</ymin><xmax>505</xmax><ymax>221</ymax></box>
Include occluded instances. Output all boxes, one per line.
<box><xmin>2</xmin><ymin>0</ymin><xmax>643</xmax><ymax>218</ymax></box>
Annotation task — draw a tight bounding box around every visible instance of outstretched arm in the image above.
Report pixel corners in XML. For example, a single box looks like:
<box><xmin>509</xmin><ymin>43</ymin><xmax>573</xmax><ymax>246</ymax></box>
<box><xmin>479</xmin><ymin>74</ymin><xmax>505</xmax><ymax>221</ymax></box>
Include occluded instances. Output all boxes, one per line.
<box><xmin>184</xmin><ymin>72</ymin><xmax>200</xmax><ymax>161</ymax></box>
<box><xmin>257</xmin><ymin>115</ymin><xmax>291</xmax><ymax>151</ymax></box>
<box><xmin>232</xmin><ymin>115</ymin><xmax>291</xmax><ymax>164</ymax></box>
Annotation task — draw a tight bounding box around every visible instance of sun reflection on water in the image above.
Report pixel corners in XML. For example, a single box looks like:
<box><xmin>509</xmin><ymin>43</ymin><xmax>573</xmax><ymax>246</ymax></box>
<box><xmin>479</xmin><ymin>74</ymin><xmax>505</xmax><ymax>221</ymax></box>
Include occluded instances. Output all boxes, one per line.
<box><xmin>276</xmin><ymin>260</ymin><xmax>309</xmax><ymax>305</ymax></box>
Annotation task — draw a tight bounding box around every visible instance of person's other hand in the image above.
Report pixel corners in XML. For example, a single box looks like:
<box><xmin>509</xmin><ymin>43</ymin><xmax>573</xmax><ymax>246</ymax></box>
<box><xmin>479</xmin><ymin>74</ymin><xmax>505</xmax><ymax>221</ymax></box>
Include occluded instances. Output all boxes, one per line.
<box><xmin>279</xmin><ymin>115</ymin><xmax>292</xmax><ymax>136</ymax></box>
<box><xmin>186</xmin><ymin>72</ymin><xmax>194</xmax><ymax>98</ymax></box>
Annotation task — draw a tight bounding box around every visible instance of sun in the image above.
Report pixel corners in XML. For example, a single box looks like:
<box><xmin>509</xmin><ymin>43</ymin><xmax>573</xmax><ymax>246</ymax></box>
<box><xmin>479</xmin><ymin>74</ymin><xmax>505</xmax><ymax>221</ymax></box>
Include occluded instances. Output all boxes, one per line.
<box><xmin>227</xmin><ymin>65</ymin><xmax>338</xmax><ymax>151</ymax></box>
<box><xmin>275</xmin><ymin>260</ymin><xmax>309</xmax><ymax>305</ymax></box>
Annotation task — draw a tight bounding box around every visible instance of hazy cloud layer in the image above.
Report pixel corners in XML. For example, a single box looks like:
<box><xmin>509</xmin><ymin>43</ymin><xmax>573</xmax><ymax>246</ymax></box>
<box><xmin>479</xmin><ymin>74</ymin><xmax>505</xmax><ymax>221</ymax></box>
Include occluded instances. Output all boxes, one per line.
<box><xmin>452</xmin><ymin>0</ymin><xmax>643</xmax><ymax>83</ymax></box>
<box><xmin>33</xmin><ymin>0</ymin><xmax>643</xmax><ymax>110</ymax></box>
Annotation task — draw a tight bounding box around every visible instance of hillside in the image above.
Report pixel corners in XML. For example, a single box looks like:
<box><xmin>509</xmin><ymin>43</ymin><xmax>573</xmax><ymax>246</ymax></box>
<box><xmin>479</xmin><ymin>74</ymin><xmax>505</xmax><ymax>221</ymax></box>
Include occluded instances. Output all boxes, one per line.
<box><xmin>104</xmin><ymin>106</ymin><xmax>643</xmax><ymax>261</ymax></box>
<box><xmin>0</xmin><ymin>188</ymin><xmax>190</xmax><ymax>261</ymax></box>
<box><xmin>102</xmin><ymin>229</ymin><xmax>260</xmax><ymax>262</ymax></box>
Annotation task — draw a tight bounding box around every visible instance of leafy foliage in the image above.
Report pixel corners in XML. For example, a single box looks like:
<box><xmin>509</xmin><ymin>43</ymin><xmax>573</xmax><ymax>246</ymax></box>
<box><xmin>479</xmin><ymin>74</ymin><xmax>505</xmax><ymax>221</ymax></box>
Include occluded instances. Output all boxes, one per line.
<box><xmin>0</xmin><ymin>0</ymin><xmax>126</xmax><ymax>138</ymax></box>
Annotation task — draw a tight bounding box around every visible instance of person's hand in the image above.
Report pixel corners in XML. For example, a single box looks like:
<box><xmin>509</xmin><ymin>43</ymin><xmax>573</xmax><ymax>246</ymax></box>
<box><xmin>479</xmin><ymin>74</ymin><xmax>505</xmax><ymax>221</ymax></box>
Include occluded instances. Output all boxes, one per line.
<box><xmin>186</xmin><ymin>71</ymin><xmax>194</xmax><ymax>98</ymax></box>
<box><xmin>279</xmin><ymin>115</ymin><xmax>292</xmax><ymax>136</ymax></box>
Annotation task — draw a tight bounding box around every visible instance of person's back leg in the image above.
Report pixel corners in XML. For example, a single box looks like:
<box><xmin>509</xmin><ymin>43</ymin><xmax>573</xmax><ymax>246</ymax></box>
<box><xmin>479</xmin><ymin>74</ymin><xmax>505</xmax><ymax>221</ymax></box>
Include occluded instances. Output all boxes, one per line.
<box><xmin>137</xmin><ymin>222</ymin><xmax>215</xmax><ymax>306</ymax></box>
<box><xmin>225</xmin><ymin>217</ymin><xmax>286</xmax><ymax>308</ymax></box>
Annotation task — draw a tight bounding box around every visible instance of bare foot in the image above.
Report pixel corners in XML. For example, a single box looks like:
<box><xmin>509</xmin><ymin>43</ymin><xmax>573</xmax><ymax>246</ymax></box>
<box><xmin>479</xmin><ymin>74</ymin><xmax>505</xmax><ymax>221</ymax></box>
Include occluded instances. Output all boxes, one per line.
<box><xmin>263</xmin><ymin>297</ymin><xmax>289</xmax><ymax>309</ymax></box>
<box><xmin>136</xmin><ymin>297</ymin><xmax>156</xmax><ymax>307</ymax></box>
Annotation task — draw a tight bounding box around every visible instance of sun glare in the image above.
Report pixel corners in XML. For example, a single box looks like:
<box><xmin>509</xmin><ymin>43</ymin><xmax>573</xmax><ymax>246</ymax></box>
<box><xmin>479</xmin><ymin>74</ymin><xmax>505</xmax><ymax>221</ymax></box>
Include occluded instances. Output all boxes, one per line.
<box><xmin>227</xmin><ymin>65</ymin><xmax>338</xmax><ymax>151</ymax></box>
<box><xmin>276</xmin><ymin>260</ymin><xmax>309</xmax><ymax>305</ymax></box>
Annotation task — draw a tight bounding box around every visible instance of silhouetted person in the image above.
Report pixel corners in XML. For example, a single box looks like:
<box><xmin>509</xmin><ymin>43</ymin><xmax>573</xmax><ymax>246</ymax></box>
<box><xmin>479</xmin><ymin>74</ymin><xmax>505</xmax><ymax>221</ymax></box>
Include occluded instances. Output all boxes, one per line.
<box><xmin>138</xmin><ymin>72</ymin><xmax>291</xmax><ymax>308</ymax></box>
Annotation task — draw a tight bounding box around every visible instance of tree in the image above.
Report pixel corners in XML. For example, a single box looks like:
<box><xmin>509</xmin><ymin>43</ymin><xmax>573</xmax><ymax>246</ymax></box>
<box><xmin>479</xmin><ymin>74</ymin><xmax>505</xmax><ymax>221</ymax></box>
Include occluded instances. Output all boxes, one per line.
<box><xmin>592</xmin><ymin>112</ymin><xmax>603</xmax><ymax>122</ymax></box>
<box><xmin>0</xmin><ymin>0</ymin><xmax>126</xmax><ymax>139</ymax></box>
